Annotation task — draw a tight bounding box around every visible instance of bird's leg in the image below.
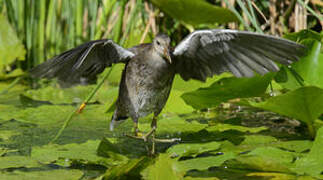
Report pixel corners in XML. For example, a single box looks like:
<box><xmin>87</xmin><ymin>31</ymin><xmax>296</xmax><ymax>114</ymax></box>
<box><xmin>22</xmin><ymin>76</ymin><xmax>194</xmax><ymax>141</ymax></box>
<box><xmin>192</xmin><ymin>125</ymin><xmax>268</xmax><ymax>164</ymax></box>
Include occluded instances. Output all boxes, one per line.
<box><xmin>133</xmin><ymin>121</ymin><xmax>140</xmax><ymax>136</ymax></box>
<box><xmin>126</xmin><ymin>117</ymin><xmax>156</xmax><ymax>142</ymax></box>
<box><xmin>151</xmin><ymin>116</ymin><xmax>157</xmax><ymax>155</ymax></box>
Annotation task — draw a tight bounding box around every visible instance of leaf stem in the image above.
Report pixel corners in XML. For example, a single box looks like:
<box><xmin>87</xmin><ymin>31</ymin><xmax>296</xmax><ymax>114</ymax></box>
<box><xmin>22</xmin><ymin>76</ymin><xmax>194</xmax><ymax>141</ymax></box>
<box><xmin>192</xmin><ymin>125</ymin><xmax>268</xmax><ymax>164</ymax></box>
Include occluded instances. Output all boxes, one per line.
<box><xmin>50</xmin><ymin>67</ymin><xmax>114</xmax><ymax>143</ymax></box>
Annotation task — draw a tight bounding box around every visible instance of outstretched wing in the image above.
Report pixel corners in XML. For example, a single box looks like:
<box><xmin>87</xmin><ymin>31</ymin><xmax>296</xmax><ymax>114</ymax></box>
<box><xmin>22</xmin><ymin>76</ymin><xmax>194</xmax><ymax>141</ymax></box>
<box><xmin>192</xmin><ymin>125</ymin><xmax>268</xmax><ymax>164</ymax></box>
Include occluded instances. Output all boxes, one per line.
<box><xmin>31</xmin><ymin>39</ymin><xmax>135</xmax><ymax>84</ymax></box>
<box><xmin>173</xmin><ymin>29</ymin><xmax>306</xmax><ymax>81</ymax></box>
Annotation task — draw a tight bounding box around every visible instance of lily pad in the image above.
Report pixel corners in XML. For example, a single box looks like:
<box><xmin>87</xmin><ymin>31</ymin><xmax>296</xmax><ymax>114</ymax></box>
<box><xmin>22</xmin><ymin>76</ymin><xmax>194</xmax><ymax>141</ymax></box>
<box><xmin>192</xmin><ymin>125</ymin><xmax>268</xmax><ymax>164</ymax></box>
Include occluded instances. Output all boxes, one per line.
<box><xmin>181</xmin><ymin>74</ymin><xmax>273</xmax><ymax>109</ymax></box>
<box><xmin>139</xmin><ymin>115</ymin><xmax>208</xmax><ymax>135</ymax></box>
<box><xmin>292</xmin><ymin>127</ymin><xmax>323</xmax><ymax>177</ymax></box>
<box><xmin>141</xmin><ymin>154</ymin><xmax>183</xmax><ymax>180</ymax></box>
<box><xmin>0</xmin><ymin>156</ymin><xmax>40</xmax><ymax>169</ymax></box>
<box><xmin>104</xmin><ymin>157</ymin><xmax>152</xmax><ymax>180</ymax></box>
<box><xmin>167</xmin><ymin>141</ymin><xmax>221</xmax><ymax>157</ymax></box>
<box><xmin>0</xmin><ymin>169</ymin><xmax>83</xmax><ymax>180</ymax></box>
<box><xmin>279</xmin><ymin>40</ymin><xmax>323</xmax><ymax>90</ymax></box>
<box><xmin>237</xmin><ymin>147</ymin><xmax>296</xmax><ymax>173</ymax></box>
<box><xmin>177</xmin><ymin>152</ymin><xmax>236</xmax><ymax>171</ymax></box>
<box><xmin>250</xmin><ymin>86</ymin><xmax>323</xmax><ymax>136</ymax></box>
<box><xmin>206</xmin><ymin>124</ymin><xmax>267</xmax><ymax>133</ymax></box>
<box><xmin>31</xmin><ymin>140</ymin><xmax>105</xmax><ymax>166</ymax></box>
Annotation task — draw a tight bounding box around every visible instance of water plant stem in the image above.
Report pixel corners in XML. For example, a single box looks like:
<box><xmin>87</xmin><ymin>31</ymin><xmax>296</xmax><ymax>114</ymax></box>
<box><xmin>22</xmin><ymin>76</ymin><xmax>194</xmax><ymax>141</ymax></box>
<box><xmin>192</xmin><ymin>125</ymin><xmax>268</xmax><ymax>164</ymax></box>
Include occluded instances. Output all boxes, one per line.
<box><xmin>50</xmin><ymin>67</ymin><xmax>114</xmax><ymax>143</ymax></box>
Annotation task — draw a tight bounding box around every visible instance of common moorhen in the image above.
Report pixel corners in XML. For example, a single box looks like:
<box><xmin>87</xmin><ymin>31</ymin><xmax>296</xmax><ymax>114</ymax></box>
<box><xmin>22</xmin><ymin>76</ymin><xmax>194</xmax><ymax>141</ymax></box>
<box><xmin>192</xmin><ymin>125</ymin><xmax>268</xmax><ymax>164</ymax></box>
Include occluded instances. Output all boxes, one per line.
<box><xmin>31</xmin><ymin>29</ymin><xmax>306</xmax><ymax>154</ymax></box>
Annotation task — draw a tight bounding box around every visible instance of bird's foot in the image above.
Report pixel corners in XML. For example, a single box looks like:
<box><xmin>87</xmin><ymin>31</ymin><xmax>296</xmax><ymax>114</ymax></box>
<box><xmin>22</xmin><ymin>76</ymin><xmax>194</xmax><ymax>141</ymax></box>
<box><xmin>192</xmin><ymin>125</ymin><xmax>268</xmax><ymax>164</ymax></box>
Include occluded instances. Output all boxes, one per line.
<box><xmin>125</xmin><ymin>133</ymin><xmax>181</xmax><ymax>143</ymax></box>
<box><xmin>126</xmin><ymin>127</ymin><xmax>156</xmax><ymax>142</ymax></box>
<box><xmin>153</xmin><ymin>138</ymin><xmax>181</xmax><ymax>143</ymax></box>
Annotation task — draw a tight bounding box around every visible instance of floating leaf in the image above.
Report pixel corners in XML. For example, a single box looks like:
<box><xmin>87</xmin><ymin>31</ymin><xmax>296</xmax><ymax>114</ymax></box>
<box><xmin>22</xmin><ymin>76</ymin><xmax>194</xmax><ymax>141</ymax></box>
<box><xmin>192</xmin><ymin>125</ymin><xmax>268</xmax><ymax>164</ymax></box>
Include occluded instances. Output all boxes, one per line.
<box><xmin>0</xmin><ymin>130</ymin><xmax>20</xmax><ymax>141</ymax></box>
<box><xmin>184</xmin><ymin>177</ymin><xmax>220</xmax><ymax>180</ymax></box>
<box><xmin>97</xmin><ymin>138</ymin><xmax>129</xmax><ymax>166</ymax></box>
<box><xmin>182</xmin><ymin>74</ymin><xmax>273</xmax><ymax>109</ymax></box>
<box><xmin>178</xmin><ymin>152</ymin><xmax>236</xmax><ymax>171</ymax></box>
<box><xmin>237</xmin><ymin>147</ymin><xmax>296</xmax><ymax>172</ymax></box>
<box><xmin>279</xmin><ymin>40</ymin><xmax>323</xmax><ymax>89</ymax></box>
<box><xmin>104</xmin><ymin>157</ymin><xmax>152</xmax><ymax>180</ymax></box>
<box><xmin>31</xmin><ymin>140</ymin><xmax>105</xmax><ymax>165</ymax></box>
<box><xmin>0</xmin><ymin>169</ymin><xmax>83</xmax><ymax>180</ymax></box>
<box><xmin>139</xmin><ymin>115</ymin><xmax>208</xmax><ymax>135</ymax></box>
<box><xmin>206</xmin><ymin>124</ymin><xmax>267</xmax><ymax>133</ymax></box>
<box><xmin>274</xmin><ymin>140</ymin><xmax>312</xmax><ymax>153</ymax></box>
<box><xmin>0</xmin><ymin>156</ymin><xmax>40</xmax><ymax>169</ymax></box>
<box><xmin>150</xmin><ymin>0</ymin><xmax>238</xmax><ymax>26</ymax></box>
<box><xmin>250</xmin><ymin>86</ymin><xmax>323</xmax><ymax>136</ymax></box>
<box><xmin>24</xmin><ymin>84</ymin><xmax>118</xmax><ymax>105</ymax></box>
<box><xmin>292</xmin><ymin>127</ymin><xmax>323</xmax><ymax>177</ymax></box>
<box><xmin>167</xmin><ymin>141</ymin><xmax>221</xmax><ymax>157</ymax></box>
<box><xmin>246</xmin><ymin>172</ymin><xmax>299</xmax><ymax>180</ymax></box>
<box><xmin>141</xmin><ymin>154</ymin><xmax>184</xmax><ymax>180</ymax></box>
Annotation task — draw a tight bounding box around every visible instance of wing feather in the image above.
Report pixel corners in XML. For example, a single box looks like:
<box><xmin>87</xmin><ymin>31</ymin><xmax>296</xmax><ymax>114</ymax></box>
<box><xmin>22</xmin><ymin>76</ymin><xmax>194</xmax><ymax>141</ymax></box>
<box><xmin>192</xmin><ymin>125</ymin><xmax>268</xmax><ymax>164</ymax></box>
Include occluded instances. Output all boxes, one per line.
<box><xmin>31</xmin><ymin>39</ymin><xmax>134</xmax><ymax>85</ymax></box>
<box><xmin>173</xmin><ymin>29</ymin><xmax>306</xmax><ymax>81</ymax></box>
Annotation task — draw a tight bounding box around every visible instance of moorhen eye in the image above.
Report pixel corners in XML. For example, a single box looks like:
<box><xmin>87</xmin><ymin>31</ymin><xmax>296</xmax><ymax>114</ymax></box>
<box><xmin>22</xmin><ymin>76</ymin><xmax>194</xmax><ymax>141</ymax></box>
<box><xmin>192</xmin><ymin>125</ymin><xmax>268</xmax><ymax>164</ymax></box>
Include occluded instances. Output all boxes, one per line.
<box><xmin>31</xmin><ymin>30</ymin><xmax>306</xmax><ymax>155</ymax></box>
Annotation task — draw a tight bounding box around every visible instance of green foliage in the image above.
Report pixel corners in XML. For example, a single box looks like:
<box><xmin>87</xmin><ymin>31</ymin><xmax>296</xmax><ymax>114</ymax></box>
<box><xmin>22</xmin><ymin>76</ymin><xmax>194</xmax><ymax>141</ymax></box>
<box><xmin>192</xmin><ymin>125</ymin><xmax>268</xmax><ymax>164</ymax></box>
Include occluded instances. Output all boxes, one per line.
<box><xmin>167</xmin><ymin>141</ymin><xmax>221</xmax><ymax>157</ymax></box>
<box><xmin>151</xmin><ymin>0</ymin><xmax>238</xmax><ymax>26</ymax></box>
<box><xmin>237</xmin><ymin>147</ymin><xmax>296</xmax><ymax>172</ymax></box>
<box><xmin>0</xmin><ymin>156</ymin><xmax>40</xmax><ymax>169</ymax></box>
<box><xmin>178</xmin><ymin>152</ymin><xmax>236</xmax><ymax>171</ymax></box>
<box><xmin>181</xmin><ymin>74</ymin><xmax>273</xmax><ymax>109</ymax></box>
<box><xmin>141</xmin><ymin>154</ymin><xmax>183</xmax><ymax>180</ymax></box>
<box><xmin>279</xmin><ymin>40</ymin><xmax>323</xmax><ymax>90</ymax></box>
<box><xmin>103</xmin><ymin>157</ymin><xmax>152</xmax><ymax>180</ymax></box>
<box><xmin>0</xmin><ymin>169</ymin><xmax>83</xmax><ymax>180</ymax></box>
<box><xmin>292</xmin><ymin>127</ymin><xmax>323</xmax><ymax>177</ymax></box>
<box><xmin>31</xmin><ymin>140</ymin><xmax>104</xmax><ymax>165</ymax></box>
<box><xmin>250</xmin><ymin>86</ymin><xmax>323</xmax><ymax>137</ymax></box>
<box><xmin>0</xmin><ymin>14</ymin><xmax>25</xmax><ymax>78</ymax></box>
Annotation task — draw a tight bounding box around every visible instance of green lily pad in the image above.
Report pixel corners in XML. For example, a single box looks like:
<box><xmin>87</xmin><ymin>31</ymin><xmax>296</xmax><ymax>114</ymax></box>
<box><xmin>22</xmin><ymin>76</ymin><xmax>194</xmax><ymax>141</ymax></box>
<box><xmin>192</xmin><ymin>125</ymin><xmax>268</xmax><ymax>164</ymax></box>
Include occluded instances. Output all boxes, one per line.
<box><xmin>139</xmin><ymin>115</ymin><xmax>208</xmax><ymax>135</ymax></box>
<box><xmin>150</xmin><ymin>0</ymin><xmax>238</xmax><ymax>26</ymax></box>
<box><xmin>0</xmin><ymin>156</ymin><xmax>40</xmax><ymax>169</ymax></box>
<box><xmin>9</xmin><ymin>105</ymin><xmax>74</xmax><ymax>125</ymax></box>
<box><xmin>24</xmin><ymin>84</ymin><xmax>118</xmax><ymax>105</ymax></box>
<box><xmin>31</xmin><ymin>140</ymin><xmax>105</xmax><ymax>166</ymax></box>
<box><xmin>292</xmin><ymin>127</ymin><xmax>323</xmax><ymax>177</ymax></box>
<box><xmin>181</xmin><ymin>74</ymin><xmax>273</xmax><ymax>109</ymax></box>
<box><xmin>284</xmin><ymin>29</ymin><xmax>322</xmax><ymax>43</ymax></box>
<box><xmin>167</xmin><ymin>141</ymin><xmax>221</xmax><ymax>157</ymax></box>
<box><xmin>0</xmin><ymin>130</ymin><xmax>20</xmax><ymax>141</ymax></box>
<box><xmin>103</xmin><ymin>156</ymin><xmax>152</xmax><ymax>180</ymax></box>
<box><xmin>162</xmin><ymin>89</ymin><xmax>194</xmax><ymax>114</ymax></box>
<box><xmin>206</xmin><ymin>124</ymin><xmax>267</xmax><ymax>133</ymax></box>
<box><xmin>250</xmin><ymin>86</ymin><xmax>323</xmax><ymax>134</ymax></box>
<box><xmin>274</xmin><ymin>140</ymin><xmax>312</xmax><ymax>153</ymax></box>
<box><xmin>0</xmin><ymin>105</ymin><xmax>22</xmax><ymax>123</ymax></box>
<box><xmin>246</xmin><ymin>172</ymin><xmax>307</xmax><ymax>180</ymax></box>
<box><xmin>178</xmin><ymin>152</ymin><xmax>236</xmax><ymax>171</ymax></box>
<box><xmin>184</xmin><ymin>177</ymin><xmax>220</xmax><ymax>180</ymax></box>
<box><xmin>97</xmin><ymin>138</ymin><xmax>129</xmax><ymax>166</ymax></box>
<box><xmin>0</xmin><ymin>169</ymin><xmax>83</xmax><ymax>180</ymax></box>
<box><xmin>279</xmin><ymin>40</ymin><xmax>323</xmax><ymax>90</ymax></box>
<box><xmin>237</xmin><ymin>147</ymin><xmax>296</xmax><ymax>173</ymax></box>
<box><xmin>141</xmin><ymin>154</ymin><xmax>183</xmax><ymax>180</ymax></box>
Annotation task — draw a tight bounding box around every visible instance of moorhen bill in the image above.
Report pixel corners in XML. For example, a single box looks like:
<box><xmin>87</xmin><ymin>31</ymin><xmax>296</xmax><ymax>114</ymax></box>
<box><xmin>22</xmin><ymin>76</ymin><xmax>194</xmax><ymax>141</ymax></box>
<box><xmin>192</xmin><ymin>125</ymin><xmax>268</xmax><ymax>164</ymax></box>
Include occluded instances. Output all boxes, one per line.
<box><xmin>31</xmin><ymin>29</ymin><xmax>306</xmax><ymax>153</ymax></box>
